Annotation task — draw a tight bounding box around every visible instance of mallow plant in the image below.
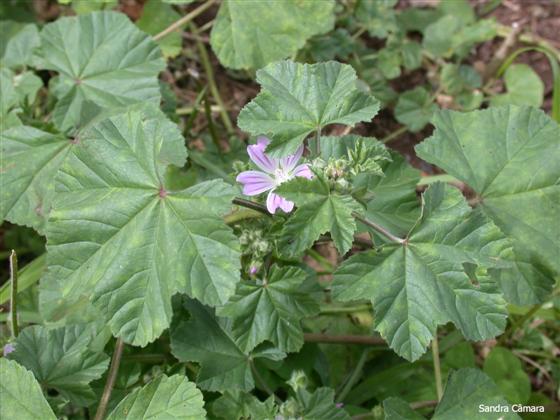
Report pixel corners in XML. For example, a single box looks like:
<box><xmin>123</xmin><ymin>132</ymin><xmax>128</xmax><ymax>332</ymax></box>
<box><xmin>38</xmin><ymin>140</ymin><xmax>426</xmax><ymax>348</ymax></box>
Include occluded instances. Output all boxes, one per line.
<box><xmin>0</xmin><ymin>4</ymin><xmax>558</xmax><ymax>420</ymax></box>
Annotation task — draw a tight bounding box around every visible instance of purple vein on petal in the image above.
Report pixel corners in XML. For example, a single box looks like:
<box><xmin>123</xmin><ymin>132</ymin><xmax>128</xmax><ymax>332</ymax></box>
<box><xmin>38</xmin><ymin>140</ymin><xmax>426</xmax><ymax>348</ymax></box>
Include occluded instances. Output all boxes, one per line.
<box><xmin>236</xmin><ymin>171</ymin><xmax>275</xmax><ymax>195</ymax></box>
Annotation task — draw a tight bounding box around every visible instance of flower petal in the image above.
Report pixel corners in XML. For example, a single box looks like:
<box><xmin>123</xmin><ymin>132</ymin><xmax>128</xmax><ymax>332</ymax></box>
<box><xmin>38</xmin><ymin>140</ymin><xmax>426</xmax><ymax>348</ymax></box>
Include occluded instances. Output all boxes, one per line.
<box><xmin>247</xmin><ymin>136</ymin><xmax>277</xmax><ymax>173</ymax></box>
<box><xmin>293</xmin><ymin>164</ymin><xmax>314</xmax><ymax>179</ymax></box>
<box><xmin>280</xmin><ymin>143</ymin><xmax>304</xmax><ymax>171</ymax></box>
<box><xmin>266</xmin><ymin>191</ymin><xmax>294</xmax><ymax>214</ymax></box>
<box><xmin>236</xmin><ymin>171</ymin><xmax>274</xmax><ymax>196</ymax></box>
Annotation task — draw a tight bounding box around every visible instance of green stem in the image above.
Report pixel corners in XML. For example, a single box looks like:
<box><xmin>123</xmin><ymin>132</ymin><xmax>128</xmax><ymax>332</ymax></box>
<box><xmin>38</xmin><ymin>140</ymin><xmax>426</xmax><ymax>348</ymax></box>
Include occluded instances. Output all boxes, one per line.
<box><xmin>381</xmin><ymin>126</ymin><xmax>407</xmax><ymax>144</ymax></box>
<box><xmin>191</xmin><ymin>23</ymin><xmax>235</xmax><ymax>134</ymax></box>
<box><xmin>319</xmin><ymin>304</ymin><xmax>371</xmax><ymax>315</ymax></box>
<box><xmin>495</xmin><ymin>46</ymin><xmax>560</xmax><ymax>122</ymax></box>
<box><xmin>352</xmin><ymin>212</ymin><xmax>405</xmax><ymax>244</ymax></box>
<box><xmin>94</xmin><ymin>339</ymin><xmax>125</xmax><ymax>420</ymax></box>
<box><xmin>410</xmin><ymin>400</ymin><xmax>439</xmax><ymax>410</ymax></box>
<box><xmin>153</xmin><ymin>0</ymin><xmax>217</xmax><ymax>41</ymax></box>
<box><xmin>499</xmin><ymin>303</ymin><xmax>542</xmax><ymax>344</ymax></box>
<box><xmin>122</xmin><ymin>354</ymin><xmax>172</xmax><ymax>364</ymax></box>
<box><xmin>306</xmin><ymin>248</ymin><xmax>335</xmax><ymax>273</ymax></box>
<box><xmin>224</xmin><ymin>208</ymin><xmax>264</xmax><ymax>224</ymax></box>
<box><xmin>9</xmin><ymin>250</ymin><xmax>19</xmax><ymax>339</ymax></box>
<box><xmin>303</xmin><ymin>333</ymin><xmax>385</xmax><ymax>346</ymax></box>
<box><xmin>232</xmin><ymin>197</ymin><xmax>270</xmax><ymax>215</ymax></box>
<box><xmin>337</xmin><ymin>349</ymin><xmax>369</xmax><ymax>402</ymax></box>
<box><xmin>204</xmin><ymin>93</ymin><xmax>222</xmax><ymax>151</ymax></box>
<box><xmin>250</xmin><ymin>360</ymin><xmax>280</xmax><ymax>404</ymax></box>
<box><xmin>432</xmin><ymin>334</ymin><xmax>443</xmax><ymax>401</ymax></box>
<box><xmin>314</xmin><ymin>127</ymin><xmax>322</xmax><ymax>156</ymax></box>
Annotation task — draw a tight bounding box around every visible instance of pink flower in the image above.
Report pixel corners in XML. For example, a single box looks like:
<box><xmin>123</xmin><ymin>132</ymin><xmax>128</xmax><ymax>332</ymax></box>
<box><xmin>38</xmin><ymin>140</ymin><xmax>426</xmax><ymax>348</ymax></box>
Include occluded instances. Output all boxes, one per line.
<box><xmin>236</xmin><ymin>136</ymin><xmax>313</xmax><ymax>214</ymax></box>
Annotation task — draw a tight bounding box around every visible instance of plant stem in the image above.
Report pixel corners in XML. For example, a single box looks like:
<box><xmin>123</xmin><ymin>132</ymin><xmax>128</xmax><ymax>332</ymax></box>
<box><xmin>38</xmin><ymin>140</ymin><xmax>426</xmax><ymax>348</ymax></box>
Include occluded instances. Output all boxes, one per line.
<box><xmin>410</xmin><ymin>400</ymin><xmax>439</xmax><ymax>410</ymax></box>
<box><xmin>381</xmin><ymin>126</ymin><xmax>407</xmax><ymax>144</ymax></box>
<box><xmin>319</xmin><ymin>304</ymin><xmax>371</xmax><ymax>315</ymax></box>
<box><xmin>191</xmin><ymin>23</ymin><xmax>235</xmax><ymax>134</ymax></box>
<box><xmin>9</xmin><ymin>250</ymin><xmax>19</xmax><ymax>338</ymax></box>
<box><xmin>95</xmin><ymin>338</ymin><xmax>125</xmax><ymax>420</ymax></box>
<box><xmin>314</xmin><ymin>127</ymin><xmax>322</xmax><ymax>156</ymax></box>
<box><xmin>121</xmin><ymin>353</ymin><xmax>172</xmax><ymax>364</ymax></box>
<box><xmin>232</xmin><ymin>197</ymin><xmax>270</xmax><ymax>215</ymax></box>
<box><xmin>153</xmin><ymin>0</ymin><xmax>216</xmax><ymax>41</ymax></box>
<box><xmin>337</xmin><ymin>349</ymin><xmax>369</xmax><ymax>402</ymax></box>
<box><xmin>306</xmin><ymin>248</ymin><xmax>335</xmax><ymax>273</ymax></box>
<box><xmin>250</xmin><ymin>360</ymin><xmax>280</xmax><ymax>404</ymax></box>
<box><xmin>352</xmin><ymin>212</ymin><xmax>405</xmax><ymax>244</ymax></box>
<box><xmin>303</xmin><ymin>333</ymin><xmax>385</xmax><ymax>346</ymax></box>
<box><xmin>224</xmin><ymin>208</ymin><xmax>264</xmax><ymax>224</ymax></box>
<box><xmin>432</xmin><ymin>334</ymin><xmax>443</xmax><ymax>401</ymax></box>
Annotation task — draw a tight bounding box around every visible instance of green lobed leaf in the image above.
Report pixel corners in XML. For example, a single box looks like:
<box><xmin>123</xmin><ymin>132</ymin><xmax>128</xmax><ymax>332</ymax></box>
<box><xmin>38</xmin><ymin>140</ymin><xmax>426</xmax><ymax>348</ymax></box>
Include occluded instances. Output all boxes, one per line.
<box><xmin>39</xmin><ymin>106</ymin><xmax>240</xmax><ymax>346</ymax></box>
<box><xmin>383</xmin><ymin>368</ymin><xmax>520</xmax><ymax>419</ymax></box>
<box><xmin>210</xmin><ymin>0</ymin><xmax>335</xmax><ymax>70</ymax></box>
<box><xmin>358</xmin><ymin>152</ymin><xmax>421</xmax><ymax>240</ymax></box>
<box><xmin>355</xmin><ymin>0</ymin><xmax>398</xmax><ymax>39</ymax></box>
<box><xmin>440</xmin><ymin>63</ymin><xmax>482</xmax><ymax>96</ymax></box>
<box><xmin>0</xmin><ymin>358</ymin><xmax>56</xmax><ymax>420</ymax></box>
<box><xmin>238</xmin><ymin>60</ymin><xmax>380</xmax><ymax>158</ymax></box>
<box><xmin>416</xmin><ymin>106</ymin><xmax>559</xmax><ymax>305</ymax></box>
<box><xmin>376</xmin><ymin>48</ymin><xmax>402</xmax><ymax>80</ymax></box>
<box><xmin>490</xmin><ymin>64</ymin><xmax>544</xmax><ymax>108</ymax></box>
<box><xmin>333</xmin><ymin>183</ymin><xmax>511</xmax><ymax>361</ymax></box>
<box><xmin>432</xmin><ymin>368</ymin><xmax>520</xmax><ymax>419</ymax></box>
<box><xmin>296</xmin><ymin>387</ymin><xmax>351</xmax><ymax>420</ymax></box>
<box><xmin>106</xmin><ymin>374</ymin><xmax>206</xmax><ymax>420</ymax></box>
<box><xmin>219</xmin><ymin>265</ymin><xmax>320</xmax><ymax>353</ymax></box>
<box><xmin>7</xmin><ymin>323</ymin><xmax>110</xmax><ymax>406</ymax></box>
<box><xmin>0</xmin><ymin>126</ymin><xmax>70</xmax><ymax>232</ymax></box>
<box><xmin>383</xmin><ymin>397</ymin><xmax>424</xmax><ymax>420</ymax></box>
<box><xmin>0</xmin><ymin>20</ymin><xmax>40</xmax><ymax>69</ymax></box>
<box><xmin>483</xmin><ymin>347</ymin><xmax>531</xmax><ymax>404</ymax></box>
<box><xmin>39</xmin><ymin>11</ymin><xmax>165</xmax><ymax>131</ymax></box>
<box><xmin>276</xmin><ymin>174</ymin><xmax>363</xmax><ymax>257</ymax></box>
<box><xmin>394</xmin><ymin>86</ymin><xmax>437</xmax><ymax>132</ymax></box>
<box><xmin>212</xmin><ymin>392</ymin><xmax>277</xmax><ymax>420</ymax></box>
<box><xmin>136</xmin><ymin>0</ymin><xmax>182</xmax><ymax>58</ymax></box>
<box><xmin>170</xmin><ymin>299</ymin><xmax>286</xmax><ymax>392</ymax></box>
<box><xmin>423</xmin><ymin>16</ymin><xmax>496</xmax><ymax>58</ymax></box>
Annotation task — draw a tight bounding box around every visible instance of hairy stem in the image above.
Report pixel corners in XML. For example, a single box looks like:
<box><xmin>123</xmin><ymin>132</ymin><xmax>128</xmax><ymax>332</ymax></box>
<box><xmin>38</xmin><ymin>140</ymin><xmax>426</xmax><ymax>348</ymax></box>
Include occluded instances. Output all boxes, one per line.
<box><xmin>314</xmin><ymin>126</ymin><xmax>322</xmax><ymax>156</ymax></box>
<box><xmin>250</xmin><ymin>360</ymin><xmax>280</xmax><ymax>404</ymax></box>
<box><xmin>224</xmin><ymin>208</ymin><xmax>264</xmax><ymax>224</ymax></box>
<box><xmin>319</xmin><ymin>304</ymin><xmax>371</xmax><ymax>315</ymax></box>
<box><xmin>153</xmin><ymin>0</ymin><xmax>216</xmax><ymax>41</ymax></box>
<box><xmin>352</xmin><ymin>212</ymin><xmax>405</xmax><ymax>244</ymax></box>
<box><xmin>303</xmin><ymin>333</ymin><xmax>385</xmax><ymax>346</ymax></box>
<box><xmin>381</xmin><ymin>126</ymin><xmax>407</xmax><ymax>144</ymax></box>
<box><xmin>191</xmin><ymin>23</ymin><xmax>235</xmax><ymax>134</ymax></box>
<box><xmin>232</xmin><ymin>197</ymin><xmax>270</xmax><ymax>215</ymax></box>
<box><xmin>95</xmin><ymin>339</ymin><xmax>125</xmax><ymax>420</ymax></box>
<box><xmin>432</xmin><ymin>334</ymin><xmax>443</xmax><ymax>401</ymax></box>
<box><xmin>9</xmin><ymin>250</ymin><xmax>18</xmax><ymax>338</ymax></box>
<box><xmin>306</xmin><ymin>248</ymin><xmax>335</xmax><ymax>273</ymax></box>
<box><xmin>410</xmin><ymin>400</ymin><xmax>439</xmax><ymax>410</ymax></box>
<box><xmin>337</xmin><ymin>349</ymin><xmax>369</xmax><ymax>402</ymax></box>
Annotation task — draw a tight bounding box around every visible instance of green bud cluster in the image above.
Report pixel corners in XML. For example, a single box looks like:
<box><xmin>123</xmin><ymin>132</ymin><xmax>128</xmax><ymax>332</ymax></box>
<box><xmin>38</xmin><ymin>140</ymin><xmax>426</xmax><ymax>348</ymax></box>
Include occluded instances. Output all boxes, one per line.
<box><xmin>239</xmin><ymin>228</ymin><xmax>272</xmax><ymax>276</ymax></box>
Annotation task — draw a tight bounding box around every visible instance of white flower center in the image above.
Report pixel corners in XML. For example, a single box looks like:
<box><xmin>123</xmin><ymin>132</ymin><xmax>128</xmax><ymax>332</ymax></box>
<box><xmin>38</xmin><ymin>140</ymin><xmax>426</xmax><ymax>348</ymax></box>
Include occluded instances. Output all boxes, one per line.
<box><xmin>274</xmin><ymin>167</ymin><xmax>292</xmax><ymax>185</ymax></box>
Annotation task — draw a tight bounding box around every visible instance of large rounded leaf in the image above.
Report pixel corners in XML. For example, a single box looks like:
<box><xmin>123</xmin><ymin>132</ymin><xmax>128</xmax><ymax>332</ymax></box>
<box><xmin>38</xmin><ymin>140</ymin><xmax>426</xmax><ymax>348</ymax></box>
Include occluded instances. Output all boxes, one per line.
<box><xmin>416</xmin><ymin>106</ymin><xmax>559</xmax><ymax>304</ymax></box>
<box><xmin>39</xmin><ymin>106</ymin><xmax>240</xmax><ymax>346</ymax></box>
<box><xmin>40</xmin><ymin>11</ymin><xmax>165</xmax><ymax>131</ymax></box>
<box><xmin>211</xmin><ymin>0</ymin><xmax>335</xmax><ymax>70</ymax></box>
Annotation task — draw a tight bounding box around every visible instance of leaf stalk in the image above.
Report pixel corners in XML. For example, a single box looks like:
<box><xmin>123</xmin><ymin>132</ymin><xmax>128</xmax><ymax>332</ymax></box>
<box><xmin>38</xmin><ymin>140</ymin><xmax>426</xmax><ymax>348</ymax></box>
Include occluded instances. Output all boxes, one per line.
<box><xmin>9</xmin><ymin>250</ymin><xmax>19</xmax><ymax>338</ymax></box>
<box><xmin>432</xmin><ymin>334</ymin><xmax>443</xmax><ymax>401</ymax></box>
<box><xmin>352</xmin><ymin>212</ymin><xmax>405</xmax><ymax>244</ymax></box>
<box><xmin>153</xmin><ymin>0</ymin><xmax>217</xmax><ymax>41</ymax></box>
<box><xmin>94</xmin><ymin>338</ymin><xmax>125</xmax><ymax>420</ymax></box>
